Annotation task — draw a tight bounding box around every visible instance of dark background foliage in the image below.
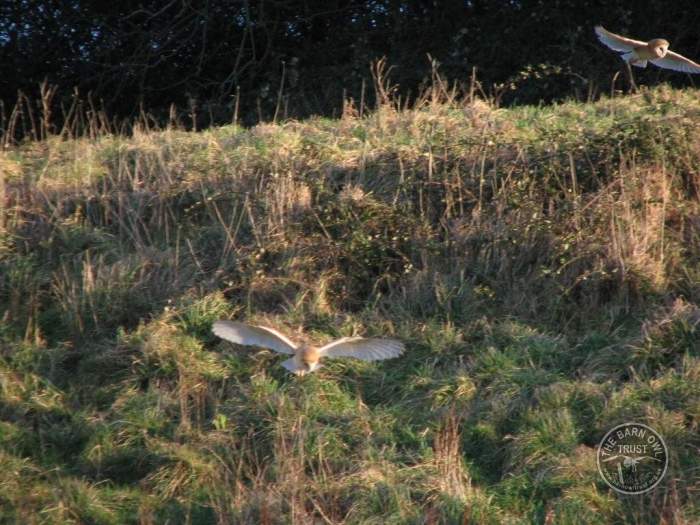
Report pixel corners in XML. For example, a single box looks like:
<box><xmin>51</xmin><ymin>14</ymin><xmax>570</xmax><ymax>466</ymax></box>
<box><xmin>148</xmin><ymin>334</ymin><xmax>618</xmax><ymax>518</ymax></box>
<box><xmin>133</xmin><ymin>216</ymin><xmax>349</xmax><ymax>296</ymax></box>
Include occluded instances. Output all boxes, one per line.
<box><xmin>2</xmin><ymin>0</ymin><xmax>700</xmax><ymax>126</ymax></box>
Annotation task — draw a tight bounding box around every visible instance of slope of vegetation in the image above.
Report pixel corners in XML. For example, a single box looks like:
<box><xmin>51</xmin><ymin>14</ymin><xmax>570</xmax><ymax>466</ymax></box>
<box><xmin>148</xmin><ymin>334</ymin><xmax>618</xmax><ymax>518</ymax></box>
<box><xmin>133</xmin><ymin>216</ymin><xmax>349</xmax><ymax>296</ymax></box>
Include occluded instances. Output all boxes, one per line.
<box><xmin>1</xmin><ymin>85</ymin><xmax>699</xmax><ymax>524</ymax></box>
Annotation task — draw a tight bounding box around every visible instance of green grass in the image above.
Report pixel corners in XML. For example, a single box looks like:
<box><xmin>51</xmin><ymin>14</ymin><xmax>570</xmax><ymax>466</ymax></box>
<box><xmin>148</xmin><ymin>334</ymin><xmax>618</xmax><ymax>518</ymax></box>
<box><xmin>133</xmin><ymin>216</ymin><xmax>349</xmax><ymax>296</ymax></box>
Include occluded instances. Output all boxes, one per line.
<box><xmin>1</xmin><ymin>85</ymin><xmax>700</xmax><ymax>523</ymax></box>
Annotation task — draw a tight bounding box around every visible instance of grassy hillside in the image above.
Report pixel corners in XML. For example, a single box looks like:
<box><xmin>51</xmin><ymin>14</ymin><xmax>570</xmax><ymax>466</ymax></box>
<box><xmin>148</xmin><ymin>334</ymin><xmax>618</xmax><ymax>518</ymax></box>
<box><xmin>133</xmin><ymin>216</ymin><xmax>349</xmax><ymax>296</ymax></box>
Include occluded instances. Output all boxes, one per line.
<box><xmin>1</xmin><ymin>85</ymin><xmax>699</xmax><ymax>524</ymax></box>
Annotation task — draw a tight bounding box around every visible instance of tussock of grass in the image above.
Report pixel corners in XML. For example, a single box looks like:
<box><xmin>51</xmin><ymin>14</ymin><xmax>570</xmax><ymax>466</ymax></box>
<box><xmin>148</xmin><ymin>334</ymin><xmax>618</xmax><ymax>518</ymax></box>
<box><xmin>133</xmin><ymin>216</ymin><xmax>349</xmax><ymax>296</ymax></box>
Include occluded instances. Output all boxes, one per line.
<box><xmin>1</xmin><ymin>86</ymin><xmax>700</xmax><ymax>522</ymax></box>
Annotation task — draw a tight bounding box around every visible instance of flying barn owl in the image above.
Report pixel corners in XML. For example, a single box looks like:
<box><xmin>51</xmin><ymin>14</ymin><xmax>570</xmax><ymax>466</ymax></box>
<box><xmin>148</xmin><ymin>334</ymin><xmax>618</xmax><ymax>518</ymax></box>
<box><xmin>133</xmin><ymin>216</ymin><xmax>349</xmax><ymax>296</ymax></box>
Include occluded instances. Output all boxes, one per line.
<box><xmin>212</xmin><ymin>321</ymin><xmax>405</xmax><ymax>376</ymax></box>
<box><xmin>595</xmin><ymin>26</ymin><xmax>700</xmax><ymax>73</ymax></box>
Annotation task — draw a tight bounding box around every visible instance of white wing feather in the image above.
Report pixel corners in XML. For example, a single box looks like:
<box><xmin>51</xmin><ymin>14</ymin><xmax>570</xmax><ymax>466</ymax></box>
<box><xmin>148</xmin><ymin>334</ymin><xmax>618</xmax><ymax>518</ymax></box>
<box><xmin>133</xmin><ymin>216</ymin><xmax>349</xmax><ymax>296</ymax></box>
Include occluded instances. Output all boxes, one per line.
<box><xmin>319</xmin><ymin>337</ymin><xmax>405</xmax><ymax>362</ymax></box>
<box><xmin>212</xmin><ymin>321</ymin><xmax>297</xmax><ymax>354</ymax></box>
<box><xmin>594</xmin><ymin>26</ymin><xmax>646</xmax><ymax>52</ymax></box>
<box><xmin>651</xmin><ymin>50</ymin><xmax>700</xmax><ymax>73</ymax></box>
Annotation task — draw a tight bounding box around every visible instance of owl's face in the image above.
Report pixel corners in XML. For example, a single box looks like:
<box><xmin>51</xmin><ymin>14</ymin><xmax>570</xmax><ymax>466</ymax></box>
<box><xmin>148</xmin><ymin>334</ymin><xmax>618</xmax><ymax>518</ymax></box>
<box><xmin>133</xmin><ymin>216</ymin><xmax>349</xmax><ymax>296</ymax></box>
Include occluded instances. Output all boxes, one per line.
<box><xmin>649</xmin><ymin>39</ymin><xmax>670</xmax><ymax>58</ymax></box>
<box><xmin>295</xmin><ymin>345</ymin><xmax>321</xmax><ymax>375</ymax></box>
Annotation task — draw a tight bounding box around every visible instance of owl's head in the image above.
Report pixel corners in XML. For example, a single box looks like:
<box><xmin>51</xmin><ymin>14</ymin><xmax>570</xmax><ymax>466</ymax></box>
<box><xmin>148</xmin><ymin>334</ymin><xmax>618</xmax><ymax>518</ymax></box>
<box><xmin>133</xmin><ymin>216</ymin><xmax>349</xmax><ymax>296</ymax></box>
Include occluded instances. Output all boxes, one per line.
<box><xmin>649</xmin><ymin>38</ymin><xmax>670</xmax><ymax>58</ymax></box>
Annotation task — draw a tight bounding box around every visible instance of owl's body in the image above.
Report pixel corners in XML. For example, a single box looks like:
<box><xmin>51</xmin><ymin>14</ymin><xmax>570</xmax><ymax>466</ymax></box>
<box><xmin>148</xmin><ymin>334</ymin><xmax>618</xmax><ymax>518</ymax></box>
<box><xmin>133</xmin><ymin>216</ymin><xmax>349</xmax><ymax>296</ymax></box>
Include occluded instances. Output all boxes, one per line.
<box><xmin>284</xmin><ymin>345</ymin><xmax>323</xmax><ymax>375</ymax></box>
<box><xmin>624</xmin><ymin>38</ymin><xmax>669</xmax><ymax>67</ymax></box>
<box><xmin>212</xmin><ymin>320</ymin><xmax>404</xmax><ymax>376</ymax></box>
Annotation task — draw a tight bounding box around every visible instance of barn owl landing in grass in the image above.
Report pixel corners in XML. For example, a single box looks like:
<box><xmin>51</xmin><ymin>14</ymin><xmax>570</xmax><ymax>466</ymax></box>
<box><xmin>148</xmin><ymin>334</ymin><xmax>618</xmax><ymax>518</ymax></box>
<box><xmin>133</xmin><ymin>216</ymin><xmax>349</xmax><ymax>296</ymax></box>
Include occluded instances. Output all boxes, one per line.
<box><xmin>595</xmin><ymin>26</ymin><xmax>700</xmax><ymax>73</ymax></box>
<box><xmin>212</xmin><ymin>320</ymin><xmax>405</xmax><ymax>376</ymax></box>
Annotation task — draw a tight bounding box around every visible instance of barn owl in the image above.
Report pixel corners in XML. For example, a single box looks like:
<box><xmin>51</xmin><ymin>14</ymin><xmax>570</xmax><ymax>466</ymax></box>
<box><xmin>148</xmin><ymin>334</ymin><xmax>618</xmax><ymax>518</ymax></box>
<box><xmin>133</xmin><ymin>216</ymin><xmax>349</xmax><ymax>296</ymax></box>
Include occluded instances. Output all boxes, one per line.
<box><xmin>595</xmin><ymin>26</ymin><xmax>700</xmax><ymax>73</ymax></box>
<box><xmin>212</xmin><ymin>321</ymin><xmax>405</xmax><ymax>375</ymax></box>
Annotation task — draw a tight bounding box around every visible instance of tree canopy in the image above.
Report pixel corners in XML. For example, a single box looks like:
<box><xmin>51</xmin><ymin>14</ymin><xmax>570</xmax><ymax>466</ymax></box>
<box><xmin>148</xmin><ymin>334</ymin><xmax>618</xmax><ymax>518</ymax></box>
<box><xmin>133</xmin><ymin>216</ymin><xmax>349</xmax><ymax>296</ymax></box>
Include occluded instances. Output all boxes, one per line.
<box><xmin>2</xmin><ymin>1</ymin><xmax>700</xmax><ymax>126</ymax></box>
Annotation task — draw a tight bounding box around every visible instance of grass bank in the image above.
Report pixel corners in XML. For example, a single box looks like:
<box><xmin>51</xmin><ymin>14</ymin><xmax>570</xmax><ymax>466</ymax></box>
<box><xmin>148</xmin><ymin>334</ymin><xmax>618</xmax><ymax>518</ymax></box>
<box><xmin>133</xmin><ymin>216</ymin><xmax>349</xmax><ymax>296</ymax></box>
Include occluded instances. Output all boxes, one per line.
<box><xmin>1</xmin><ymin>85</ymin><xmax>699</xmax><ymax>523</ymax></box>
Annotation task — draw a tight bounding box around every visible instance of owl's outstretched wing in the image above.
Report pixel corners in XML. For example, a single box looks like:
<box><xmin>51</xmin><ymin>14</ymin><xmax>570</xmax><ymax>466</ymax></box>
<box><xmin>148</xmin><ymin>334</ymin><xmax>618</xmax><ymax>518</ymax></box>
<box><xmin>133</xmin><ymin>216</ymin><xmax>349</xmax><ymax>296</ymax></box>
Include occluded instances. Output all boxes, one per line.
<box><xmin>651</xmin><ymin>50</ymin><xmax>700</xmax><ymax>73</ymax></box>
<box><xmin>213</xmin><ymin>321</ymin><xmax>297</xmax><ymax>354</ymax></box>
<box><xmin>319</xmin><ymin>337</ymin><xmax>404</xmax><ymax>362</ymax></box>
<box><xmin>594</xmin><ymin>26</ymin><xmax>646</xmax><ymax>53</ymax></box>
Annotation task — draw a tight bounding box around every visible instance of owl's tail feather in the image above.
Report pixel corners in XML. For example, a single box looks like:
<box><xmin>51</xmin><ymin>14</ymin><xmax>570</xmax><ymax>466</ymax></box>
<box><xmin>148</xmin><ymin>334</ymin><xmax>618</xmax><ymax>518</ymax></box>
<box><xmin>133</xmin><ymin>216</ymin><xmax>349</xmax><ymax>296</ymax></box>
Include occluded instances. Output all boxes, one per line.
<box><xmin>281</xmin><ymin>358</ymin><xmax>307</xmax><ymax>375</ymax></box>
